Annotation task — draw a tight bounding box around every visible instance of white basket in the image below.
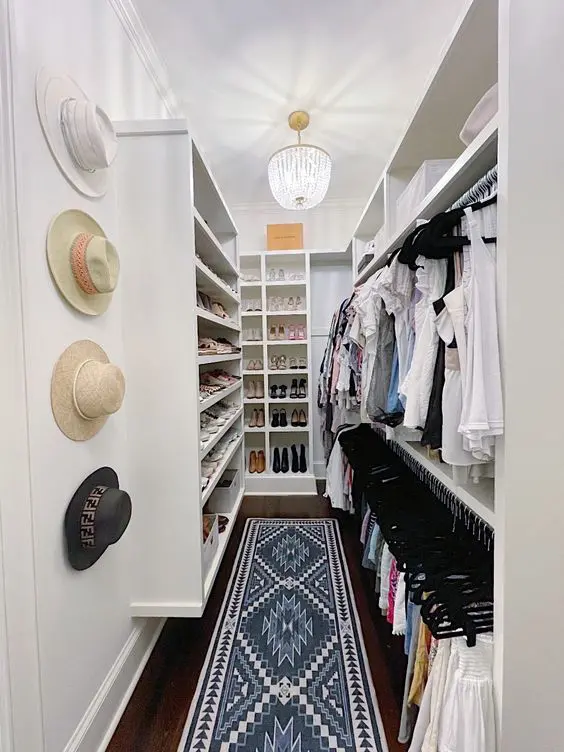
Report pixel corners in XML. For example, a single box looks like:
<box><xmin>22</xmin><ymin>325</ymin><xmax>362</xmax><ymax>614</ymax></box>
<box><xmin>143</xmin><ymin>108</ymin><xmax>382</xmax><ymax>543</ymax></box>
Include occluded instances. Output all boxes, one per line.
<box><xmin>202</xmin><ymin>514</ymin><xmax>219</xmax><ymax>577</ymax></box>
<box><xmin>212</xmin><ymin>469</ymin><xmax>240</xmax><ymax>510</ymax></box>
<box><xmin>396</xmin><ymin>160</ymin><xmax>456</xmax><ymax>231</ymax></box>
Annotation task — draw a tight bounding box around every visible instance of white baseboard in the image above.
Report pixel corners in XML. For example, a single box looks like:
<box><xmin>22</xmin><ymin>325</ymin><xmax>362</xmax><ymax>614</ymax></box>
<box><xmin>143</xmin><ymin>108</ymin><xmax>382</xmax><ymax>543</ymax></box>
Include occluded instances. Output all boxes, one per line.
<box><xmin>62</xmin><ymin>618</ymin><xmax>165</xmax><ymax>752</ymax></box>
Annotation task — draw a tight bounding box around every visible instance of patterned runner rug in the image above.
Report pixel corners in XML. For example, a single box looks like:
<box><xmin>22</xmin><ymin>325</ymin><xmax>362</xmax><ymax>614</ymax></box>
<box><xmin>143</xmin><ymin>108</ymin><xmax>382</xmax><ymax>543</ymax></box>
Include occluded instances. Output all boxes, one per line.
<box><xmin>179</xmin><ymin>519</ymin><xmax>387</xmax><ymax>752</ymax></box>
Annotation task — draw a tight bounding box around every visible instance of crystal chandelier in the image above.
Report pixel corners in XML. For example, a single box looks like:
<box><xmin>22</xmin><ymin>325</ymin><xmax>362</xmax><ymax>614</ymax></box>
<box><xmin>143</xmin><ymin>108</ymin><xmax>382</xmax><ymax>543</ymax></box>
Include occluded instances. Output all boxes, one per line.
<box><xmin>268</xmin><ymin>111</ymin><xmax>332</xmax><ymax>210</ymax></box>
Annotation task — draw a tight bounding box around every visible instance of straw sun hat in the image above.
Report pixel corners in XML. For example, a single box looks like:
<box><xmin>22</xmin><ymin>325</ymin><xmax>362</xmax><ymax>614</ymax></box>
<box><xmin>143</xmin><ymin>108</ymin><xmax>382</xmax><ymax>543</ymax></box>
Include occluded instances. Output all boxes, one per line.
<box><xmin>47</xmin><ymin>209</ymin><xmax>119</xmax><ymax>316</ymax></box>
<box><xmin>36</xmin><ymin>68</ymin><xmax>118</xmax><ymax>197</ymax></box>
<box><xmin>51</xmin><ymin>340</ymin><xmax>126</xmax><ymax>441</ymax></box>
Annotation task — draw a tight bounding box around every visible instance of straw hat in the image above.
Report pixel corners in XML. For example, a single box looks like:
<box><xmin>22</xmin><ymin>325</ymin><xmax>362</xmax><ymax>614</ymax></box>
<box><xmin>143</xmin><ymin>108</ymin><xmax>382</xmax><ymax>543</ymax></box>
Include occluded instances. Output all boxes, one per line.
<box><xmin>51</xmin><ymin>340</ymin><xmax>126</xmax><ymax>441</ymax></box>
<box><xmin>47</xmin><ymin>209</ymin><xmax>119</xmax><ymax>316</ymax></box>
<box><xmin>64</xmin><ymin>466</ymin><xmax>132</xmax><ymax>571</ymax></box>
<box><xmin>36</xmin><ymin>67</ymin><xmax>118</xmax><ymax>197</ymax></box>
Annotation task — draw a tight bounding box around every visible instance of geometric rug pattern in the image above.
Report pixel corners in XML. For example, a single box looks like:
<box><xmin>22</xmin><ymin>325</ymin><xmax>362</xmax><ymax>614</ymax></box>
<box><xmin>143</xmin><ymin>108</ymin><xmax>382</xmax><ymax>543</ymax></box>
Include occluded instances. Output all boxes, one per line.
<box><xmin>179</xmin><ymin>519</ymin><xmax>387</xmax><ymax>751</ymax></box>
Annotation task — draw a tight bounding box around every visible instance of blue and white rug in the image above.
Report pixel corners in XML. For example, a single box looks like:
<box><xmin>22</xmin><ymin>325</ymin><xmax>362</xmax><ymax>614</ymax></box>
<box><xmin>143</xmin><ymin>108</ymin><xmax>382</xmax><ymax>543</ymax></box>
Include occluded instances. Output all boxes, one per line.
<box><xmin>180</xmin><ymin>519</ymin><xmax>387</xmax><ymax>752</ymax></box>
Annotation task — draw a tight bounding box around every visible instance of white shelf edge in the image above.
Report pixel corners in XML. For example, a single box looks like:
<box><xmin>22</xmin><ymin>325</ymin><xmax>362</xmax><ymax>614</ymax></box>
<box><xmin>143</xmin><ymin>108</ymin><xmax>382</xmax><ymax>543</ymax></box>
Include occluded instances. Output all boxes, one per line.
<box><xmin>265</xmin><ymin>280</ymin><xmax>307</xmax><ymax>287</ymax></box>
<box><xmin>354</xmin><ymin>118</ymin><xmax>499</xmax><ymax>286</ymax></box>
<box><xmin>199</xmin><ymin>381</ymin><xmax>242</xmax><ymax>413</ymax></box>
<box><xmin>244</xmin><ymin>426</ymin><xmax>266</xmax><ymax>433</ymax></box>
<box><xmin>201</xmin><ymin>434</ymin><xmax>244</xmax><ymax>505</ymax></box>
<box><xmin>240</xmin><ymin>281</ymin><xmax>262</xmax><ymax>287</ymax></box>
<box><xmin>198</xmin><ymin>352</ymin><xmax>241</xmax><ymax>365</ymax></box>
<box><xmin>266</xmin><ymin>340</ymin><xmax>308</xmax><ymax>346</ymax></box>
<box><xmin>269</xmin><ymin>426</ymin><xmax>309</xmax><ymax>432</ymax></box>
<box><xmin>197</xmin><ymin>308</ymin><xmax>240</xmax><ymax>331</ymax></box>
<box><xmin>241</xmin><ymin>311</ymin><xmax>263</xmax><ymax>316</ymax></box>
<box><xmin>194</xmin><ymin>206</ymin><xmax>238</xmax><ymax>277</ymax></box>
<box><xmin>243</xmin><ymin>398</ymin><xmax>265</xmax><ymax>404</ymax></box>
<box><xmin>200</xmin><ymin>408</ymin><xmax>243</xmax><ymax>461</ymax></box>
<box><xmin>268</xmin><ymin>398</ymin><xmax>309</xmax><ymax>404</ymax></box>
<box><xmin>241</xmin><ymin>340</ymin><xmax>264</xmax><ymax>346</ymax></box>
<box><xmin>203</xmin><ymin>488</ymin><xmax>244</xmax><ymax>602</ymax></box>
<box><xmin>265</xmin><ymin>310</ymin><xmax>307</xmax><ymax>316</ymax></box>
<box><xmin>266</xmin><ymin>369</ymin><xmax>308</xmax><ymax>375</ymax></box>
<box><xmin>195</xmin><ymin>259</ymin><xmax>240</xmax><ymax>303</ymax></box>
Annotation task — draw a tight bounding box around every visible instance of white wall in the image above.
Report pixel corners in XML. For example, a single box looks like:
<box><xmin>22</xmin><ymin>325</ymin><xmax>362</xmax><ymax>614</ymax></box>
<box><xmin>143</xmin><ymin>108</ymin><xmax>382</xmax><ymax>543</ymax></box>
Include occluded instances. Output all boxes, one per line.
<box><xmin>4</xmin><ymin>1</ymin><xmax>168</xmax><ymax>751</ymax></box>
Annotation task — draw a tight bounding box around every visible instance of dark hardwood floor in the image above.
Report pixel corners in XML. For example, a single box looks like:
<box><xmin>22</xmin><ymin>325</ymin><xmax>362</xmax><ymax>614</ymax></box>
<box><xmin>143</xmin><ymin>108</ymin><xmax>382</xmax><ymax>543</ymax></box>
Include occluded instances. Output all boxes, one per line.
<box><xmin>108</xmin><ymin>496</ymin><xmax>407</xmax><ymax>751</ymax></box>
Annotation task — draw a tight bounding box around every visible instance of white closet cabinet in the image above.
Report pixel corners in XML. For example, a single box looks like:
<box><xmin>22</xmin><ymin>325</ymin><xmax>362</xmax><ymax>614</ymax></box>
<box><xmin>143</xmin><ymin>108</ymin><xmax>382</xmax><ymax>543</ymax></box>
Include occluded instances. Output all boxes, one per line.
<box><xmin>115</xmin><ymin>120</ymin><xmax>244</xmax><ymax>617</ymax></box>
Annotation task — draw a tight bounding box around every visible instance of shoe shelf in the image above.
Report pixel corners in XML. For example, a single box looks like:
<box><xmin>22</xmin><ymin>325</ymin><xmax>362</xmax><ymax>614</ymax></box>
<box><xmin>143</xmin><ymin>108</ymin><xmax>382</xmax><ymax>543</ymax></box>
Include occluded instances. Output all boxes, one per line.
<box><xmin>241</xmin><ymin>340</ymin><xmax>264</xmax><ymax>346</ymax></box>
<box><xmin>194</xmin><ymin>207</ymin><xmax>238</xmax><ymax>279</ymax></box>
<box><xmin>240</xmin><ymin>251</ymin><xmax>317</xmax><ymax>496</ymax></box>
<box><xmin>197</xmin><ymin>307</ymin><xmax>240</xmax><ymax>331</ymax></box>
<box><xmin>199</xmin><ymin>380</ymin><xmax>242</xmax><ymax>412</ymax></box>
<box><xmin>196</xmin><ymin>259</ymin><xmax>240</xmax><ymax>305</ymax></box>
<box><xmin>202</xmin><ymin>487</ymin><xmax>244</xmax><ymax>604</ymax></box>
<box><xmin>198</xmin><ymin>352</ymin><xmax>241</xmax><ymax>365</ymax></box>
<box><xmin>201</xmin><ymin>433</ymin><xmax>244</xmax><ymax>506</ymax></box>
<box><xmin>243</xmin><ymin>397</ymin><xmax>265</xmax><ymax>404</ymax></box>
<box><xmin>200</xmin><ymin>408</ymin><xmax>243</xmax><ymax>461</ymax></box>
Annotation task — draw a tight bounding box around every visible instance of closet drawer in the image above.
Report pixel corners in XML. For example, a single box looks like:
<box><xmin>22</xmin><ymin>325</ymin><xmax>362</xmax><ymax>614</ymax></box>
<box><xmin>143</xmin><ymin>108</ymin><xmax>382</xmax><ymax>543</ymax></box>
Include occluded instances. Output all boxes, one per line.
<box><xmin>396</xmin><ymin>159</ymin><xmax>455</xmax><ymax>231</ymax></box>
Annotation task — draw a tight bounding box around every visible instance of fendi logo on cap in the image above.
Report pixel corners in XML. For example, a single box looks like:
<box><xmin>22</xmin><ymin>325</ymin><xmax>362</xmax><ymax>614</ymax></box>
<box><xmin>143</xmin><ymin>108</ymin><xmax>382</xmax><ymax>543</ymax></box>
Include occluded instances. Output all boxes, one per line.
<box><xmin>80</xmin><ymin>485</ymin><xmax>107</xmax><ymax>548</ymax></box>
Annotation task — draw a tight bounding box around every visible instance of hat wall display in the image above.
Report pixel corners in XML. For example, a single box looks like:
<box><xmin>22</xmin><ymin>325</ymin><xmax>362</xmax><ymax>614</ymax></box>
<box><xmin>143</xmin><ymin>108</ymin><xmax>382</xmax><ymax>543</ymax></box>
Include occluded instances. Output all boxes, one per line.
<box><xmin>51</xmin><ymin>340</ymin><xmax>126</xmax><ymax>441</ymax></box>
<box><xmin>36</xmin><ymin>67</ymin><xmax>118</xmax><ymax>197</ymax></box>
<box><xmin>65</xmin><ymin>467</ymin><xmax>132</xmax><ymax>571</ymax></box>
<box><xmin>47</xmin><ymin>209</ymin><xmax>119</xmax><ymax>315</ymax></box>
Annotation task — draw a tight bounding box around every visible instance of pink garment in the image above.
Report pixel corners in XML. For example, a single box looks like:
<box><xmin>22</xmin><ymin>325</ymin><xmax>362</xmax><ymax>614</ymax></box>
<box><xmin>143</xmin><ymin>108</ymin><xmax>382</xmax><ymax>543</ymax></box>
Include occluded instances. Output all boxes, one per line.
<box><xmin>387</xmin><ymin>558</ymin><xmax>399</xmax><ymax>625</ymax></box>
<box><xmin>360</xmin><ymin>510</ymin><xmax>371</xmax><ymax>544</ymax></box>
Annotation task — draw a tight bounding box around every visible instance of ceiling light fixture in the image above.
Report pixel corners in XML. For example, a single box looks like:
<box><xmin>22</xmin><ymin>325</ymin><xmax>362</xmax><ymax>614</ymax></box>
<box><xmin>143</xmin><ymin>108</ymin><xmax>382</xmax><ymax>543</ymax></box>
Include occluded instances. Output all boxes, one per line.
<box><xmin>268</xmin><ymin>111</ymin><xmax>332</xmax><ymax>211</ymax></box>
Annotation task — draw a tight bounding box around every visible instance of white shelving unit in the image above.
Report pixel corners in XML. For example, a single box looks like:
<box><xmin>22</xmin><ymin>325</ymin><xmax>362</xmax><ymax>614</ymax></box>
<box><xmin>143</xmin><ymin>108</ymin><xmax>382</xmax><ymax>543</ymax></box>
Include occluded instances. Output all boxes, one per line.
<box><xmin>116</xmin><ymin>120</ymin><xmax>244</xmax><ymax>618</ymax></box>
<box><xmin>240</xmin><ymin>251</ymin><xmax>317</xmax><ymax>495</ymax></box>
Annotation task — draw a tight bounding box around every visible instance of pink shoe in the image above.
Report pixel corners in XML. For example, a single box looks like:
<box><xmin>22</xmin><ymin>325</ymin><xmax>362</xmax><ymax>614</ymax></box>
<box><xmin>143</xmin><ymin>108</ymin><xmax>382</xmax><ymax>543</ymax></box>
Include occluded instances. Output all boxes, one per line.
<box><xmin>297</xmin><ymin>325</ymin><xmax>306</xmax><ymax>340</ymax></box>
<box><xmin>288</xmin><ymin>324</ymin><xmax>296</xmax><ymax>340</ymax></box>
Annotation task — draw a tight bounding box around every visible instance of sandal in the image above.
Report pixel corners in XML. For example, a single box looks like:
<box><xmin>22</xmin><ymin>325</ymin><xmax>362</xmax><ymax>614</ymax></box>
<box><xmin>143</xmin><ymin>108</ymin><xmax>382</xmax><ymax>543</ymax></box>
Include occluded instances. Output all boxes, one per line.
<box><xmin>289</xmin><ymin>357</ymin><xmax>297</xmax><ymax>369</ymax></box>
<box><xmin>278</xmin><ymin>355</ymin><xmax>287</xmax><ymax>370</ymax></box>
<box><xmin>269</xmin><ymin>355</ymin><xmax>279</xmax><ymax>370</ymax></box>
<box><xmin>270</xmin><ymin>384</ymin><xmax>278</xmax><ymax>399</ymax></box>
<box><xmin>288</xmin><ymin>324</ymin><xmax>296</xmax><ymax>340</ymax></box>
<box><xmin>279</xmin><ymin>384</ymin><xmax>287</xmax><ymax>399</ymax></box>
<box><xmin>298</xmin><ymin>357</ymin><xmax>307</xmax><ymax>369</ymax></box>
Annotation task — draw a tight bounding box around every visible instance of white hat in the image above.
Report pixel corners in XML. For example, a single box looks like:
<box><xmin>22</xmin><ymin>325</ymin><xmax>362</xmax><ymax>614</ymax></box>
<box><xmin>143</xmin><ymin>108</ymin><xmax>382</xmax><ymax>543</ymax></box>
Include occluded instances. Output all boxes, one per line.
<box><xmin>36</xmin><ymin>68</ymin><xmax>118</xmax><ymax>197</ymax></box>
<box><xmin>460</xmin><ymin>83</ymin><xmax>498</xmax><ymax>147</ymax></box>
<box><xmin>47</xmin><ymin>209</ymin><xmax>119</xmax><ymax>316</ymax></box>
<box><xmin>51</xmin><ymin>340</ymin><xmax>126</xmax><ymax>441</ymax></box>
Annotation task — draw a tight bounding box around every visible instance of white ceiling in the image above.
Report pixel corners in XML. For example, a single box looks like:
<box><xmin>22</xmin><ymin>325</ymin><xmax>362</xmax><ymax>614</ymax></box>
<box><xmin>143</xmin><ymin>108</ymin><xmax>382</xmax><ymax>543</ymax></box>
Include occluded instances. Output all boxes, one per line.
<box><xmin>134</xmin><ymin>0</ymin><xmax>466</xmax><ymax>207</ymax></box>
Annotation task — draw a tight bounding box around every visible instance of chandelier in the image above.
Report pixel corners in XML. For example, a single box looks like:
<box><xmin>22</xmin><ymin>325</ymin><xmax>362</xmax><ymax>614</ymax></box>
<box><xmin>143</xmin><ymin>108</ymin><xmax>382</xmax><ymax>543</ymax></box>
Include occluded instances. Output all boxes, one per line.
<box><xmin>268</xmin><ymin>111</ymin><xmax>332</xmax><ymax>211</ymax></box>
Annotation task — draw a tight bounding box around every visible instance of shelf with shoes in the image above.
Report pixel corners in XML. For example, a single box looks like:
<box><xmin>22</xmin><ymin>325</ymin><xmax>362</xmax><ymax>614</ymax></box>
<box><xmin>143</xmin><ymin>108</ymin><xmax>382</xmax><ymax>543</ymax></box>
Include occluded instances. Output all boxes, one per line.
<box><xmin>200</xmin><ymin>406</ymin><xmax>243</xmax><ymax>461</ymax></box>
<box><xmin>239</xmin><ymin>251</ymin><xmax>316</xmax><ymax>496</ymax></box>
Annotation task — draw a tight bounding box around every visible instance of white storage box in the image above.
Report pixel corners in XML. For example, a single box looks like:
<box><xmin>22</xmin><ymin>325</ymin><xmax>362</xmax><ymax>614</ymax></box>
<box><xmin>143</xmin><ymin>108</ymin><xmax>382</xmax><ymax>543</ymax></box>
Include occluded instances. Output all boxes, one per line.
<box><xmin>202</xmin><ymin>514</ymin><xmax>219</xmax><ymax>577</ymax></box>
<box><xmin>396</xmin><ymin>160</ymin><xmax>455</xmax><ymax>231</ymax></box>
<box><xmin>213</xmin><ymin>469</ymin><xmax>240</xmax><ymax>509</ymax></box>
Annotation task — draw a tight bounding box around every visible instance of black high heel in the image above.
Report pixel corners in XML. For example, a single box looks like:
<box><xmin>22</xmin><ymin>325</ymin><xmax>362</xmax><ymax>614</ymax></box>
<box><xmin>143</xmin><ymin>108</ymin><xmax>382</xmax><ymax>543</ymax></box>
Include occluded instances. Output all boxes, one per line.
<box><xmin>298</xmin><ymin>379</ymin><xmax>306</xmax><ymax>399</ymax></box>
<box><xmin>281</xmin><ymin>447</ymin><xmax>289</xmax><ymax>473</ymax></box>
<box><xmin>273</xmin><ymin>447</ymin><xmax>281</xmax><ymax>473</ymax></box>
<box><xmin>290</xmin><ymin>378</ymin><xmax>298</xmax><ymax>399</ymax></box>
<box><xmin>298</xmin><ymin>409</ymin><xmax>307</xmax><ymax>427</ymax></box>
<box><xmin>270</xmin><ymin>384</ymin><xmax>278</xmax><ymax>399</ymax></box>
<box><xmin>291</xmin><ymin>444</ymin><xmax>299</xmax><ymax>473</ymax></box>
<box><xmin>271</xmin><ymin>409</ymin><xmax>279</xmax><ymax>428</ymax></box>
<box><xmin>299</xmin><ymin>444</ymin><xmax>307</xmax><ymax>473</ymax></box>
<box><xmin>280</xmin><ymin>408</ymin><xmax>288</xmax><ymax>427</ymax></box>
<box><xmin>279</xmin><ymin>385</ymin><xmax>287</xmax><ymax>399</ymax></box>
<box><xmin>291</xmin><ymin>409</ymin><xmax>299</xmax><ymax>427</ymax></box>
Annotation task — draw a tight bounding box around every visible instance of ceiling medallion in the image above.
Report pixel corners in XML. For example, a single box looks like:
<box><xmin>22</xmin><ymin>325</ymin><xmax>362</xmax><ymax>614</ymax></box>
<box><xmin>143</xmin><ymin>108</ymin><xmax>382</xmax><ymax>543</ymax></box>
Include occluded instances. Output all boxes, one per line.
<box><xmin>268</xmin><ymin>111</ymin><xmax>332</xmax><ymax>211</ymax></box>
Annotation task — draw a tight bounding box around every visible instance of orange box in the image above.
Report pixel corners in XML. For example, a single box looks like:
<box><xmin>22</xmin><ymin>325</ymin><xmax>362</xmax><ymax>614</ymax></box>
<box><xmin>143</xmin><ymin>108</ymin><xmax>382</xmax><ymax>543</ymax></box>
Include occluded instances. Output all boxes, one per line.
<box><xmin>266</xmin><ymin>223</ymin><xmax>304</xmax><ymax>251</ymax></box>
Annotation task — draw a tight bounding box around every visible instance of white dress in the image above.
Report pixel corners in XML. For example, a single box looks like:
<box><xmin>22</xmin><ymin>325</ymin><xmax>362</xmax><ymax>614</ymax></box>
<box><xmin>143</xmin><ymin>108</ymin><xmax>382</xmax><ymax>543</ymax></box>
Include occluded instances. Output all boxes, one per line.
<box><xmin>459</xmin><ymin>206</ymin><xmax>503</xmax><ymax>460</ymax></box>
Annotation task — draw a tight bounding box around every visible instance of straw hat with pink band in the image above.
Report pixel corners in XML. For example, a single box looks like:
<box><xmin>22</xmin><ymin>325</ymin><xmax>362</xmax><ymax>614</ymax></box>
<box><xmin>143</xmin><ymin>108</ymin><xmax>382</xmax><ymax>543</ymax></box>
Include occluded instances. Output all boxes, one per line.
<box><xmin>47</xmin><ymin>209</ymin><xmax>120</xmax><ymax>315</ymax></box>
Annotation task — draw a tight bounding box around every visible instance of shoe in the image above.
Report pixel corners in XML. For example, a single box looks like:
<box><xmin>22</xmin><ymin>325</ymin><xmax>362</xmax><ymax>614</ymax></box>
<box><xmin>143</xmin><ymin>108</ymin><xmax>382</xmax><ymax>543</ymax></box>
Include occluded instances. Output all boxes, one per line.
<box><xmin>297</xmin><ymin>325</ymin><xmax>306</xmax><ymax>340</ymax></box>
<box><xmin>249</xmin><ymin>409</ymin><xmax>258</xmax><ymax>428</ymax></box>
<box><xmin>249</xmin><ymin>450</ymin><xmax>257</xmax><ymax>473</ymax></box>
<box><xmin>298</xmin><ymin>379</ymin><xmax>307</xmax><ymax>398</ymax></box>
<box><xmin>269</xmin><ymin>356</ymin><xmax>279</xmax><ymax>370</ymax></box>
<box><xmin>271</xmin><ymin>409</ymin><xmax>279</xmax><ymax>427</ymax></box>
<box><xmin>278</xmin><ymin>325</ymin><xmax>285</xmax><ymax>340</ymax></box>
<box><xmin>290</xmin><ymin>379</ymin><xmax>298</xmax><ymax>399</ymax></box>
<box><xmin>279</xmin><ymin>385</ymin><xmax>287</xmax><ymax>399</ymax></box>
<box><xmin>299</xmin><ymin>444</ymin><xmax>307</xmax><ymax>473</ymax></box>
<box><xmin>257</xmin><ymin>450</ymin><xmax>266</xmax><ymax>473</ymax></box>
<box><xmin>247</xmin><ymin>360</ymin><xmax>255</xmax><ymax>371</ymax></box>
<box><xmin>291</xmin><ymin>409</ymin><xmax>299</xmax><ymax>427</ymax></box>
<box><xmin>289</xmin><ymin>357</ymin><xmax>297</xmax><ymax>369</ymax></box>
<box><xmin>278</xmin><ymin>355</ymin><xmax>287</xmax><ymax>370</ymax></box>
<box><xmin>257</xmin><ymin>408</ymin><xmax>265</xmax><ymax>427</ymax></box>
<box><xmin>291</xmin><ymin>444</ymin><xmax>299</xmax><ymax>473</ymax></box>
<box><xmin>298</xmin><ymin>357</ymin><xmax>307</xmax><ymax>369</ymax></box>
<box><xmin>246</xmin><ymin>380</ymin><xmax>256</xmax><ymax>399</ymax></box>
<box><xmin>273</xmin><ymin>447</ymin><xmax>281</xmax><ymax>473</ymax></box>
<box><xmin>278</xmin><ymin>269</ymin><xmax>285</xmax><ymax>281</ymax></box>
<box><xmin>295</xmin><ymin>295</ymin><xmax>303</xmax><ymax>310</ymax></box>
<box><xmin>288</xmin><ymin>296</ymin><xmax>295</xmax><ymax>311</ymax></box>
<box><xmin>280</xmin><ymin>408</ymin><xmax>288</xmax><ymax>428</ymax></box>
<box><xmin>270</xmin><ymin>384</ymin><xmax>278</xmax><ymax>399</ymax></box>
<box><xmin>299</xmin><ymin>409</ymin><xmax>307</xmax><ymax>427</ymax></box>
<box><xmin>269</xmin><ymin>326</ymin><xmax>277</xmax><ymax>340</ymax></box>
<box><xmin>255</xmin><ymin>359</ymin><xmax>263</xmax><ymax>371</ymax></box>
<box><xmin>255</xmin><ymin>380</ymin><xmax>265</xmax><ymax>399</ymax></box>
<box><xmin>288</xmin><ymin>324</ymin><xmax>296</xmax><ymax>340</ymax></box>
<box><xmin>281</xmin><ymin>447</ymin><xmax>289</xmax><ymax>473</ymax></box>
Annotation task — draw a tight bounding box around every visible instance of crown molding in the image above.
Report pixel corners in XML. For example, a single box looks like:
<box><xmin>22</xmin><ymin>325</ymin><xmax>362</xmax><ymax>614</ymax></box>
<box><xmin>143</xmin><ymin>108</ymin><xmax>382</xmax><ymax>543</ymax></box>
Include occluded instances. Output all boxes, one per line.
<box><xmin>107</xmin><ymin>0</ymin><xmax>182</xmax><ymax>117</ymax></box>
<box><xmin>230</xmin><ymin>197</ymin><xmax>365</xmax><ymax>214</ymax></box>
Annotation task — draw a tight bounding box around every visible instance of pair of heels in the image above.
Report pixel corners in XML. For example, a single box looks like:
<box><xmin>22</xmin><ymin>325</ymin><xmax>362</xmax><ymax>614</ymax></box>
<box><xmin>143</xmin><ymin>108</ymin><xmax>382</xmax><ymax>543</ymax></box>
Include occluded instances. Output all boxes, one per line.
<box><xmin>290</xmin><ymin>378</ymin><xmax>307</xmax><ymax>399</ymax></box>
<box><xmin>269</xmin><ymin>384</ymin><xmax>287</xmax><ymax>399</ymax></box>
<box><xmin>269</xmin><ymin>355</ymin><xmax>287</xmax><ymax>370</ymax></box>
<box><xmin>248</xmin><ymin>409</ymin><xmax>265</xmax><ymax>428</ymax></box>
<box><xmin>272</xmin><ymin>445</ymin><xmax>307</xmax><ymax>474</ymax></box>
<box><xmin>271</xmin><ymin>409</ymin><xmax>288</xmax><ymax>428</ymax></box>
<box><xmin>246</xmin><ymin>380</ymin><xmax>264</xmax><ymax>399</ymax></box>
<box><xmin>248</xmin><ymin>450</ymin><xmax>266</xmax><ymax>473</ymax></box>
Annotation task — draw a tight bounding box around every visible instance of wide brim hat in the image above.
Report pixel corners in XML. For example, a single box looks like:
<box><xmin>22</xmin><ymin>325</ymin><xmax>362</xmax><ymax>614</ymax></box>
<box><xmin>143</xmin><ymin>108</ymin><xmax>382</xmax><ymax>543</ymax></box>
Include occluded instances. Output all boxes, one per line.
<box><xmin>47</xmin><ymin>209</ymin><xmax>117</xmax><ymax>315</ymax></box>
<box><xmin>65</xmin><ymin>467</ymin><xmax>131</xmax><ymax>570</ymax></box>
<box><xmin>36</xmin><ymin>67</ymin><xmax>112</xmax><ymax>198</ymax></box>
<box><xmin>51</xmin><ymin>339</ymin><xmax>125</xmax><ymax>441</ymax></box>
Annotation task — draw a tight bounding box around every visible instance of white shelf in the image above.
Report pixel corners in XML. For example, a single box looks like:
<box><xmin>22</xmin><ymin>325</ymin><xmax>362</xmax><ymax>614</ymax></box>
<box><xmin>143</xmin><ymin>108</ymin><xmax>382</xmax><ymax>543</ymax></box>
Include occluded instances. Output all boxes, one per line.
<box><xmin>243</xmin><ymin>397</ymin><xmax>265</xmax><ymax>404</ymax></box>
<box><xmin>241</xmin><ymin>310</ymin><xmax>263</xmax><ymax>316</ymax></box>
<box><xmin>200</xmin><ymin>408</ymin><xmax>243</xmax><ymax>461</ymax></box>
<box><xmin>394</xmin><ymin>438</ymin><xmax>495</xmax><ymax>527</ymax></box>
<box><xmin>266</xmin><ymin>310</ymin><xmax>306</xmax><ymax>316</ymax></box>
<box><xmin>266</xmin><ymin>339</ymin><xmax>308</xmax><ymax>346</ymax></box>
<box><xmin>194</xmin><ymin>207</ymin><xmax>238</xmax><ymax>279</ymax></box>
<box><xmin>196</xmin><ymin>259</ymin><xmax>240</xmax><ymax>304</ymax></box>
<box><xmin>201</xmin><ymin>434</ymin><xmax>244</xmax><ymax>505</ymax></box>
<box><xmin>241</xmin><ymin>340</ymin><xmax>263</xmax><ymax>346</ymax></box>
<box><xmin>265</xmin><ymin>280</ymin><xmax>306</xmax><ymax>287</ymax></box>
<box><xmin>245</xmin><ymin>426</ymin><xmax>266</xmax><ymax>433</ymax></box>
<box><xmin>203</xmin><ymin>488</ymin><xmax>244</xmax><ymax>602</ymax></box>
<box><xmin>197</xmin><ymin>307</ymin><xmax>240</xmax><ymax>331</ymax></box>
<box><xmin>198</xmin><ymin>352</ymin><xmax>241</xmax><ymax>365</ymax></box>
<box><xmin>269</xmin><ymin>426</ymin><xmax>309</xmax><ymax>432</ymax></box>
<box><xmin>240</xmin><ymin>280</ymin><xmax>262</xmax><ymax>287</ymax></box>
<box><xmin>243</xmin><ymin>370</ymin><xmax>265</xmax><ymax>375</ymax></box>
<box><xmin>354</xmin><ymin>118</ymin><xmax>499</xmax><ymax>286</ymax></box>
<box><xmin>267</xmin><ymin>369</ymin><xmax>308</xmax><ymax>375</ymax></box>
<box><xmin>199</xmin><ymin>381</ymin><xmax>242</xmax><ymax>412</ymax></box>
<box><xmin>269</xmin><ymin>398</ymin><xmax>309</xmax><ymax>404</ymax></box>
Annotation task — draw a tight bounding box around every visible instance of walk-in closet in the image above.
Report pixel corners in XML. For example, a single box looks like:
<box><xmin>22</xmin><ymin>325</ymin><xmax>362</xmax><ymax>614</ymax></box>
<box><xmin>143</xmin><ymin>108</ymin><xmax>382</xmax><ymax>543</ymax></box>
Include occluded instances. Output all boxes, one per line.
<box><xmin>0</xmin><ymin>0</ymin><xmax>562</xmax><ymax>750</ymax></box>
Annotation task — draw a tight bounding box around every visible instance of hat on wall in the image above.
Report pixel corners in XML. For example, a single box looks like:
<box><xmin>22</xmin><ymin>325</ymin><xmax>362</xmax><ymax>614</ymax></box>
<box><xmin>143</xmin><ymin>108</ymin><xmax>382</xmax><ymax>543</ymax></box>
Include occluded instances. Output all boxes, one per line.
<box><xmin>47</xmin><ymin>209</ymin><xmax>119</xmax><ymax>316</ymax></box>
<box><xmin>65</xmin><ymin>467</ymin><xmax>132</xmax><ymax>571</ymax></box>
<box><xmin>35</xmin><ymin>67</ymin><xmax>118</xmax><ymax>198</ymax></box>
<box><xmin>51</xmin><ymin>340</ymin><xmax>126</xmax><ymax>441</ymax></box>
